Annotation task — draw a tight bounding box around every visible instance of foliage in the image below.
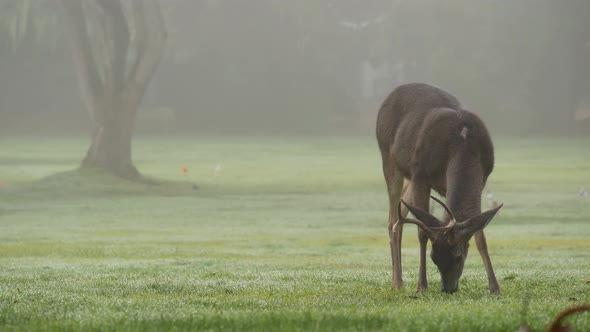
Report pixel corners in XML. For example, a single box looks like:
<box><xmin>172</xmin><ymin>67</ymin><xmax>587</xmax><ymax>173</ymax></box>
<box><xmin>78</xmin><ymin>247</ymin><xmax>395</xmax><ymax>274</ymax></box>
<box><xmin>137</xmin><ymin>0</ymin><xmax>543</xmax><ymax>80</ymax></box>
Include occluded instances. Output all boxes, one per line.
<box><xmin>143</xmin><ymin>0</ymin><xmax>590</xmax><ymax>134</ymax></box>
<box><xmin>0</xmin><ymin>0</ymin><xmax>58</xmax><ymax>55</ymax></box>
<box><xmin>0</xmin><ymin>136</ymin><xmax>589</xmax><ymax>331</ymax></box>
<box><xmin>0</xmin><ymin>1</ymin><xmax>588</xmax><ymax>134</ymax></box>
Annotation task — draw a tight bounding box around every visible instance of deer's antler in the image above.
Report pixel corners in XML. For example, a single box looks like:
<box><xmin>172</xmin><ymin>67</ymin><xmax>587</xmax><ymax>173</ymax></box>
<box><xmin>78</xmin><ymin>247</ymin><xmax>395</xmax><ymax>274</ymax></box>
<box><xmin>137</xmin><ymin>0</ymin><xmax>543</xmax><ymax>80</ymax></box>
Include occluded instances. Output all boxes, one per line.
<box><xmin>392</xmin><ymin>200</ymin><xmax>433</xmax><ymax>233</ymax></box>
<box><xmin>429</xmin><ymin>195</ymin><xmax>456</xmax><ymax>231</ymax></box>
<box><xmin>393</xmin><ymin>197</ymin><xmax>456</xmax><ymax>234</ymax></box>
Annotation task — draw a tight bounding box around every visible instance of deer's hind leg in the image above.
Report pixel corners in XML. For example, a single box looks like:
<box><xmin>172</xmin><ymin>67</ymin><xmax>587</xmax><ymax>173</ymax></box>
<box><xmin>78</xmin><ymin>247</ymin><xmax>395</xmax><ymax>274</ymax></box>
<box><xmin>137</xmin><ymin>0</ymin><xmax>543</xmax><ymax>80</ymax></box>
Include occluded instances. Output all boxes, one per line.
<box><xmin>474</xmin><ymin>230</ymin><xmax>501</xmax><ymax>294</ymax></box>
<box><xmin>382</xmin><ymin>153</ymin><xmax>406</xmax><ymax>290</ymax></box>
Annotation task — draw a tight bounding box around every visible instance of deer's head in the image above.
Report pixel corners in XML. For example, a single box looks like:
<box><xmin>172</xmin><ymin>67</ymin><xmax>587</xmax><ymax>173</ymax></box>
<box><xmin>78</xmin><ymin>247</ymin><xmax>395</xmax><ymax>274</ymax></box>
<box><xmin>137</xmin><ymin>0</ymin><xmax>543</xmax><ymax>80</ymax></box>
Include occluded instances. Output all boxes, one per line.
<box><xmin>395</xmin><ymin>196</ymin><xmax>502</xmax><ymax>293</ymax></box>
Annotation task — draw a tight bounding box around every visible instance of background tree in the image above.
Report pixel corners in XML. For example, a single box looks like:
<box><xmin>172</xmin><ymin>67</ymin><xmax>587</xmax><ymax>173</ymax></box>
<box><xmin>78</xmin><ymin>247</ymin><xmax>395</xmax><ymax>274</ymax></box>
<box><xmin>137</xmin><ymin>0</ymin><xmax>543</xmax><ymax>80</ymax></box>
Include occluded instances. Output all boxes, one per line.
<box><xmin>0</xmin><ymin>0</ymin><xmax>59</xmax><ymax>55</ymax></box>
<box><xmin>1</xmin><ymin>0</ymin><xmax>588</xmax><ymax>140</ymax></box>
<box><xmin>60</xmin><ymin>0</ymin><xmax>166</xmax><ymax>179</ymax></box>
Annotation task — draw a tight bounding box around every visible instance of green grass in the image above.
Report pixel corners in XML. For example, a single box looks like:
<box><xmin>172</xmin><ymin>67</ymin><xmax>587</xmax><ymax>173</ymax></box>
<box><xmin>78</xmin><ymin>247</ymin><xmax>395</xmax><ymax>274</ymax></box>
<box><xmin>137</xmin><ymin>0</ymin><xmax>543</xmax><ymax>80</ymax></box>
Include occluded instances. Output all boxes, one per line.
<box><xmin>0</xmin><ymin>135</ymin><xmax>589</xmax><ymax>331</ymax></box>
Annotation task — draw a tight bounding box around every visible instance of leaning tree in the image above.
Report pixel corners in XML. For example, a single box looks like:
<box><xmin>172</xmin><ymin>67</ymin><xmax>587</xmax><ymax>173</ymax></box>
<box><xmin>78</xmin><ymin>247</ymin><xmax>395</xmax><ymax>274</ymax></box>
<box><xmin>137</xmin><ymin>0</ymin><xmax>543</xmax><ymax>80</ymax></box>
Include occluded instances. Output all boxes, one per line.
<box><xmin>60</xmin><ymin>0</ymin><xmax>166</xmax><ymax>179</ymax></box>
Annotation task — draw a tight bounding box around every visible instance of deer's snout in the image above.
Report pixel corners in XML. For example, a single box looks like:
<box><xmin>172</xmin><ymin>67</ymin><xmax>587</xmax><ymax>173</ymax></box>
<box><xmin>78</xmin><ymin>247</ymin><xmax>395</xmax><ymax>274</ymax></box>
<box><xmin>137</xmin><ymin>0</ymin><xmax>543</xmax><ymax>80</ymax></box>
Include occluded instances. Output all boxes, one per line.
<box><xmin>442</xmin><ymin>283</ymin><xmax>459</xmax><ymax>294</ymax></box>
<box><xmin>440</xmin><ymin>273</ymin><xmax>460</xmax><ymax>294</ymax></box>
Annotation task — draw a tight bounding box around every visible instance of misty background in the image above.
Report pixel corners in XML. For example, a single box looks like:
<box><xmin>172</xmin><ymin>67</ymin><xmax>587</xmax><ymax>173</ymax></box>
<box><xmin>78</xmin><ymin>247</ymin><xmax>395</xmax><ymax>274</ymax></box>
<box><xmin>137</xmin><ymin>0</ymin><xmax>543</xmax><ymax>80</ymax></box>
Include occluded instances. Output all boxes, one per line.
<box><xmin>1</xmin><ymin>0</ymin><xmax>589</xmax><ymax>136</ymax></box>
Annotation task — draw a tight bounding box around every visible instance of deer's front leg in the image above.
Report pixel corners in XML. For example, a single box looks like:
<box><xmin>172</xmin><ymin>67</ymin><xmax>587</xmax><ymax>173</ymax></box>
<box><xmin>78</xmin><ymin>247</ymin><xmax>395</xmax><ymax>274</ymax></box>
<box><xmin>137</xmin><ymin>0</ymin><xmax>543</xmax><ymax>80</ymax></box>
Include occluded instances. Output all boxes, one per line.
<box><xmin>389</xmin><ymin>218</ymin><xmax>403</xmax><ymax>289</ymax></box>
<box><xmin>474</xmin><ymin>230</ymin><xmax>501</xmax><ymax>294</ymax></box>
<box><xmin>408</xmin><ymin>176</ymin><xmax>431</xmax><ymax>291</ymax></box>
<box><xmin>417</xmin><ymin>229</ymin><xmax>429</xmax><ymax>291</ymax></box>
<box><xmin>388</xmin><ymin>172</ymin><xmax>406</xmax><ymax>290</ymax></box>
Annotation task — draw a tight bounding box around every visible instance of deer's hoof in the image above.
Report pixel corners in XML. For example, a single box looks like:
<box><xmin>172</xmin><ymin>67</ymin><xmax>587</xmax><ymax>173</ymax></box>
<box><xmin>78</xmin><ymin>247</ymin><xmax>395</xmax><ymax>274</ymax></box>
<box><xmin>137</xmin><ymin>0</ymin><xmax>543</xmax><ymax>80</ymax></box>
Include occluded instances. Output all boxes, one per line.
<box><xmin>392</xmin><ymin>281</ymin><xmax>403</xmax><ymax>290</ymax></box>
<box><xmin>490</xmin><ymin>286</ymin><xmax>501</xmax><ymax>295</ymax></box>
<box><xmin>417</xmin><ymin>286</ymin><xmax>428</xmax><ymax>292</ymax></box>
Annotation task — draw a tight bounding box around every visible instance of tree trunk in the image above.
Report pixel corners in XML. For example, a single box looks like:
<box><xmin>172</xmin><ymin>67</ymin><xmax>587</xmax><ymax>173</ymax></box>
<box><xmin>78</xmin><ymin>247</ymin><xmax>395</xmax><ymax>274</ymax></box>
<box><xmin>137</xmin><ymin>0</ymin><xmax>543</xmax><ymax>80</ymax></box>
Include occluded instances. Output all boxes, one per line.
<box><xmin>61</xmin><ymin>0</ymin><xmax>166</xmax><ymax>180</ymax></box>
<box><xmin>572</xmin><ymin>1</ymin><xmax>590</xmax><ymax>128</ymax></box>
<box><xmin>82</xmin><ymin>98</ymin><xmax>139</xmax><ymax>179</ymax></box>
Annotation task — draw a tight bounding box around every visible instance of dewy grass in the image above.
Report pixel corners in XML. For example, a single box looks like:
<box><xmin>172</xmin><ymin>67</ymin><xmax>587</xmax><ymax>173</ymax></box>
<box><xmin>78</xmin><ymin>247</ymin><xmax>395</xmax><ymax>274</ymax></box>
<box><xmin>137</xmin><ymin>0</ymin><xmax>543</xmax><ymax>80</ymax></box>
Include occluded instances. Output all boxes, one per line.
<box><xmin>0</xmin><ymin>135</ymin><xmax>589</xmax><ymax>331</ymax></box>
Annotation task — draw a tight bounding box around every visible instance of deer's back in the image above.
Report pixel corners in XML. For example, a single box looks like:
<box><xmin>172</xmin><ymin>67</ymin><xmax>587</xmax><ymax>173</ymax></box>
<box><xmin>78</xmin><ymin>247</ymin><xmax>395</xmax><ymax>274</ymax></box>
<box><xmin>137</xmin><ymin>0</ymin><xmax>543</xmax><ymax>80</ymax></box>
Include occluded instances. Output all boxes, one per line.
<box><xmin>376</xmin><ymin>83</ymin><xmax>461</xmax><ymax>148</ymax></box>
<box><xmin>376</xmin><ymin>83</ymin><xmax>494</xmax><ymax>187</ymax></box>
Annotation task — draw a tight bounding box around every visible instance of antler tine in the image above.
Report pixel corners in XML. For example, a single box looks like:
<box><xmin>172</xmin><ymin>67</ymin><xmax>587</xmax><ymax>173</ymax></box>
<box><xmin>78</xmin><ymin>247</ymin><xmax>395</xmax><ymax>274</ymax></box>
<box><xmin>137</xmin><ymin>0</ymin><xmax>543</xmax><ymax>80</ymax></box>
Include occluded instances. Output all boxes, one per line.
<box><xmin>430</xmin><ymin>195</ymin><xmax>455</xmax><ymax>221</ymax></box>
<box><xmin>429</xmin><ymin>195</ymin><xmax>457</xmax><ymax>230</ymax></box>
<box><xmin>391</xmin><ymin>200</ymin><xmax>405</xmax><ymax>232</ymax></box>
<box><xmin>393</xmin><ymin>200</ymin><xmax>434</xmax><ymax>233</ymax></box>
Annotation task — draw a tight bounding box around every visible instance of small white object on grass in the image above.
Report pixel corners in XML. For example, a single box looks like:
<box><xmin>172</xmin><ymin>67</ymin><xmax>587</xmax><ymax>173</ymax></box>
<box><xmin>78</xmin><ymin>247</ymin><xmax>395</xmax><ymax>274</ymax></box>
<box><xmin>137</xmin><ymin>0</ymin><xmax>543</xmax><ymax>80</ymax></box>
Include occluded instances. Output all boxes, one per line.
<box><xmin>214</xmin><ymin>164</ymin><xmax>222</xmax><ymax>176</ymax></box>
<box><xmin>486</xmin><ymin>190</ymin><xmax>494</xmax><ymax>208</ymax></box>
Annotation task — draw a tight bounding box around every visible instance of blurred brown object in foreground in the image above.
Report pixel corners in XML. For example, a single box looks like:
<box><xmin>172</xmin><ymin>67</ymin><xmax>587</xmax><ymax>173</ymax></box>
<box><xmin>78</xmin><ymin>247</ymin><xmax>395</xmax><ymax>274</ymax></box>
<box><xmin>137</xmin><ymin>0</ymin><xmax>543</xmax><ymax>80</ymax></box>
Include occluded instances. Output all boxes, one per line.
<box><xmin>518</xmin><ymin>305</ymin><xmax>590</xmax><ymax>332</ymax></box>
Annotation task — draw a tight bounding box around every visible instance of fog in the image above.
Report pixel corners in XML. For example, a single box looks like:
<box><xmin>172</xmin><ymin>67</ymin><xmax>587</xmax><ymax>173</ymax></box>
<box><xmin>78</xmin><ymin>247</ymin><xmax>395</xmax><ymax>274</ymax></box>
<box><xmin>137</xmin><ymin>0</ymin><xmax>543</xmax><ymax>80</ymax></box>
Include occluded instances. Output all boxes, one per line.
<box><xmin>1</xmin><ymin>0</ymin><xmax>589</xmax><ymax>136</ymax></box>
<box><xmin>1</xmin><ymin>3</ymin><xmax>589</xmax><ymax>327</ymax></box>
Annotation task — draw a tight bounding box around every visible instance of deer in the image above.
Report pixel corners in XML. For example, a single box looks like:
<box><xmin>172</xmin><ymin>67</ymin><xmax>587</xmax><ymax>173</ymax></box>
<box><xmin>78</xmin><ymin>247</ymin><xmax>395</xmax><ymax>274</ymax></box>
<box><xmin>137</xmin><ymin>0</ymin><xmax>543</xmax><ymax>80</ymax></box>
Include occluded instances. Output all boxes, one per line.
<box><xmin>376</xmin><ymin>83</ymin><xmax>503</xmax><ymax>294</ymax></box>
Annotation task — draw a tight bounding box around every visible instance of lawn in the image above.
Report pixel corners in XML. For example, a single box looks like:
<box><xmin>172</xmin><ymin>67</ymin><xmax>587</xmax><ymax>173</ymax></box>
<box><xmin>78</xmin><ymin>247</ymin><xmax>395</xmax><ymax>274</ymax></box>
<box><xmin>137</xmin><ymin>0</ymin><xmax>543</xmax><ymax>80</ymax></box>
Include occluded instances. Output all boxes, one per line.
<box><xmin>0</xmin><ymin>135</ymin><xmax>589</xmax><ymax>331</ymax></box>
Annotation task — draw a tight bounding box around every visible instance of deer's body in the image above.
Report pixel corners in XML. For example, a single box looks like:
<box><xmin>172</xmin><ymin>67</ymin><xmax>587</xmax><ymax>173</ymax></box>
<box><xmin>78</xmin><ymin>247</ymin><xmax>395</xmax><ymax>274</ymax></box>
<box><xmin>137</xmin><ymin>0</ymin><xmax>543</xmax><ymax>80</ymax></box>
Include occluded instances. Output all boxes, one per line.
<box><xmin>376</xmin><ymin>83</ymin><xmax>502</xmax><ymax>293</ymax></box>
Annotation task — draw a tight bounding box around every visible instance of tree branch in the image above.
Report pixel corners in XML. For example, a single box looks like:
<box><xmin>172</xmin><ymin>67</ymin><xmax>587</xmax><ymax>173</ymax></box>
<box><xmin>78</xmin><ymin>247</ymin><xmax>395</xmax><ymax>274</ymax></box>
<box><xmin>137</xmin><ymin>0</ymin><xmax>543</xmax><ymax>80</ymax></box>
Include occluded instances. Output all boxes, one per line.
<box><xmin>127</xmin><ymin>0</ymin><xmax>147</xmax><ymax>82</ymax></box>
<box><xmin>60</xmin><ymin>0</ymin><xmax>105</xmax><ymax>118</ymax></box>
<box><xmin>127</xmin><ymin>0</ymin><xmax>167</xmax><ymax>89</ymax></box>
<box><xmin>96</xmin><ymin>0</ymin><xmax>130</xmax><ymax>93</ymax></box>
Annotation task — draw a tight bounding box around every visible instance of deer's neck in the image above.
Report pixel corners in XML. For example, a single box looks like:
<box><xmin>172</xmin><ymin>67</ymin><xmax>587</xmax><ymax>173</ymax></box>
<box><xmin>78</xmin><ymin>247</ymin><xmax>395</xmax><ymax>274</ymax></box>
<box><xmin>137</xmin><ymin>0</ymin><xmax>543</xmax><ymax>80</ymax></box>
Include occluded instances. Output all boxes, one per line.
<box><xmin>445</xmin><ymin>149</ymin><xmax>484</xmax><ymax>222</ymax></box>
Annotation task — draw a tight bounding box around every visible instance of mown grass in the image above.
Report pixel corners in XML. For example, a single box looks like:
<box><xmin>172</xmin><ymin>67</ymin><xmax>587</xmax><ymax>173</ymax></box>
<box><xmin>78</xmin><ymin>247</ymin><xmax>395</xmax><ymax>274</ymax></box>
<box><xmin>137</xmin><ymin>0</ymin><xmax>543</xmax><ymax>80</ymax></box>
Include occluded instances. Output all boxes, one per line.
<box><xmin>0</xmin><ymin>135</ymin><xmax>589</xmax><ymax>331</ymax></box>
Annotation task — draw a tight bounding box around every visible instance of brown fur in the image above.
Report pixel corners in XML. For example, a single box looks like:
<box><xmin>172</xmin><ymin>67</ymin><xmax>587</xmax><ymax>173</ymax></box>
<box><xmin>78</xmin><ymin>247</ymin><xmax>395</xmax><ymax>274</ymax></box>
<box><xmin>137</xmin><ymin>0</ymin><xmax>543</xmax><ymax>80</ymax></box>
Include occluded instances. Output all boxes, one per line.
<box><xmin>376</xmin><ymin>83</ymin><xmax>502</xmax><ymax>293</ymax></box>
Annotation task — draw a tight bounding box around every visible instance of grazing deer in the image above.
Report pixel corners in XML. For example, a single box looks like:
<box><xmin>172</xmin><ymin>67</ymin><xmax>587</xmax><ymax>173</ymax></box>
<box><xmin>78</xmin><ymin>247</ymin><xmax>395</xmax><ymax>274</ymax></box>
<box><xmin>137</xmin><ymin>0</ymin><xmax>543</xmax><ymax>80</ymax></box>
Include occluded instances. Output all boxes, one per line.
<box><xmin>376</xmin><ymin>83</ymin><xmax>503</xmax><ymax>293</ymax></box>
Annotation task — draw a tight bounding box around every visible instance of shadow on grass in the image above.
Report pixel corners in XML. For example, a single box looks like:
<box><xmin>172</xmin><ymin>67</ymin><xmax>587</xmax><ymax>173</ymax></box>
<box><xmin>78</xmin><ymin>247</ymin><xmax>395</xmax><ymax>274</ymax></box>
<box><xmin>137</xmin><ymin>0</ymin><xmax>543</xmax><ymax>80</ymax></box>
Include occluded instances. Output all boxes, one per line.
<box><xmin>0</xmin><ymin>168</ymin><xmax>200</xmax><ymax>200</ymax></box>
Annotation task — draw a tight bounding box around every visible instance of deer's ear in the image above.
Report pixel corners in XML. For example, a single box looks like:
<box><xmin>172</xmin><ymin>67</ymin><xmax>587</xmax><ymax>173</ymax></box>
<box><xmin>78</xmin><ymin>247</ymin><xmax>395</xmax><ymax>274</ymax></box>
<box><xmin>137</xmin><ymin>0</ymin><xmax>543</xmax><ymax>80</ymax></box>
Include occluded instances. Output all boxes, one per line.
<box><xmin>401</xmin><ymin>200</ymin><xmax>445</xmax><ymax>229</ymax></box>
<box><xmin>456</xmin><ymin>203</ymin><xmax>503</xmax><ymax>239</ymax></box>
